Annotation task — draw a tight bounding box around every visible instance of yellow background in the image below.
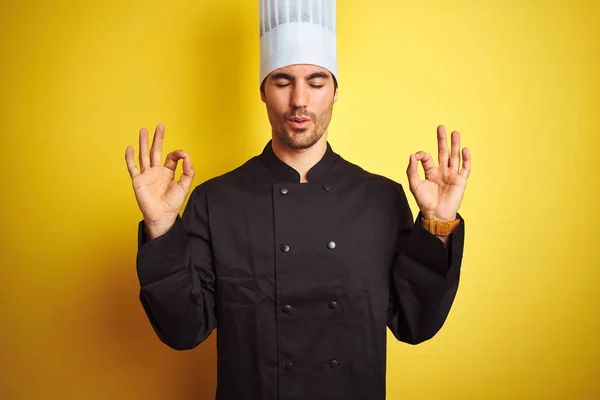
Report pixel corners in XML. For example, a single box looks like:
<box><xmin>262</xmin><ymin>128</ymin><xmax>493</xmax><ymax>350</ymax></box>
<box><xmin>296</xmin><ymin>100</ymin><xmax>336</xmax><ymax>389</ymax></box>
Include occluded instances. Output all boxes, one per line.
<box><xmin>1</xmin><ymin>0</ymin><xmax>598</xmax><ymax>399</ymax></box>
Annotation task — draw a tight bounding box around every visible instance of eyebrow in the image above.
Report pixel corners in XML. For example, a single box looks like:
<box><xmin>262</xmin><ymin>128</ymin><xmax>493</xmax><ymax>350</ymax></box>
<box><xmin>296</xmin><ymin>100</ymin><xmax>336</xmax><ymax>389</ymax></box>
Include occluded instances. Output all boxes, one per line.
<box><xmin>270</xmin><ymin>72</ymin><xmax>331</xmax><ymax>82</ymax></box>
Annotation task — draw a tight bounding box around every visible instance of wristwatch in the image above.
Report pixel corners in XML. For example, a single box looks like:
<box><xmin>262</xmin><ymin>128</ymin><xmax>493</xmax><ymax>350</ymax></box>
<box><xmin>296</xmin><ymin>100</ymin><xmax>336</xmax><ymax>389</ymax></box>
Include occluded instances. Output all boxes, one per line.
<box><xmin>420</xmin><ymin>216</ymin><xmax>461</xmax><ymax>236</ymax></box>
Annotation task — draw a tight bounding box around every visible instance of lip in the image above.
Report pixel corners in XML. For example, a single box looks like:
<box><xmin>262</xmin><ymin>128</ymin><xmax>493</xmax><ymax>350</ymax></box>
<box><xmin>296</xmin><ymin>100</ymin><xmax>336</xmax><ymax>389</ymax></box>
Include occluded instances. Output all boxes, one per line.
<box><xmin>288</xmin><ymin>118</ymin><xmax>311</xmax><ymax>128</ymax></box>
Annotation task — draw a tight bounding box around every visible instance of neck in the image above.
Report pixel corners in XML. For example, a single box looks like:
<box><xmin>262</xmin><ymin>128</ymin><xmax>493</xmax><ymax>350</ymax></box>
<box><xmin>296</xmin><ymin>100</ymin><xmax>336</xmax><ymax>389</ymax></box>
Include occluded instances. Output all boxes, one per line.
<box><xmin>271</xmin><ymin>133</ymin><xmax>328</xmax><ymax>183</ymax></box>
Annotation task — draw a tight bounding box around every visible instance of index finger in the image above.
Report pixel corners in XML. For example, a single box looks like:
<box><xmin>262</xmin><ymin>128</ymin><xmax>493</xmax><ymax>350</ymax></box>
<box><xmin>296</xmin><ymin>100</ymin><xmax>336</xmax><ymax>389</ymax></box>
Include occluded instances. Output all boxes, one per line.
<box><xmin>164</xmin><ymin>149</ymin><xmax>188</xmax><ymax>172</ymax></box>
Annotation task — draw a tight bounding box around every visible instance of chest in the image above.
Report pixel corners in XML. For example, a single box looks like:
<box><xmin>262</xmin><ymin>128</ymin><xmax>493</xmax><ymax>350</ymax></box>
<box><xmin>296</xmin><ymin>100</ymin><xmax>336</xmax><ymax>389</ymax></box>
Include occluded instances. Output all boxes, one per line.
<box><xmin>207</xmin><ymin>181</ymin><xmax>399</xmax><ymax>306</ymax></box>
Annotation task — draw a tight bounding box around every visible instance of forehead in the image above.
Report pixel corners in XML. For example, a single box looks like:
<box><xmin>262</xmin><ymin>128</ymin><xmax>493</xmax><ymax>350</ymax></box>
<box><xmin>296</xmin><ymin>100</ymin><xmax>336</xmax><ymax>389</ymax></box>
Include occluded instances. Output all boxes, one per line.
<box><xmin>269</xmin><ymin>64</ymin><xmax>332</xmax><ymax>78</ymax></box>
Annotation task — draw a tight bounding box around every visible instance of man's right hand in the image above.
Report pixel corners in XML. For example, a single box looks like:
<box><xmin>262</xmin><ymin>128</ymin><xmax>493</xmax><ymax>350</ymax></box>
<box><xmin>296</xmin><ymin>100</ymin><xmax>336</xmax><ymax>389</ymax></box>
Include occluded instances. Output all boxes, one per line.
<box><xmin>125</xmin><ymin>124</ymin><xmax>195</xmax><ymax>240</ymax></box>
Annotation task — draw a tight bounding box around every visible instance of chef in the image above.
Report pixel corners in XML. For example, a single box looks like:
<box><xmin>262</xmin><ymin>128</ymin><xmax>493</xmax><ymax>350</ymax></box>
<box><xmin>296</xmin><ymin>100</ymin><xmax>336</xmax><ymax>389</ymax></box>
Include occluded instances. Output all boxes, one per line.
<box><xmin>125</xmin><ymin>0</ymin><xmax>471</xmax><ymax>399</ymax></box>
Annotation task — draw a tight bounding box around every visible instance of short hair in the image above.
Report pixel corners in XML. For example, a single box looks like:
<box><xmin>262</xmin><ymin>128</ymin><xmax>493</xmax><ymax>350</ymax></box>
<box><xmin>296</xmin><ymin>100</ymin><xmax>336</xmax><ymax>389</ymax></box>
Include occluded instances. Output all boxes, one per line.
<box><xmin>260</xmin><ymin>72</ymin><xmax>338</xmax><ymax>95</ymax></box>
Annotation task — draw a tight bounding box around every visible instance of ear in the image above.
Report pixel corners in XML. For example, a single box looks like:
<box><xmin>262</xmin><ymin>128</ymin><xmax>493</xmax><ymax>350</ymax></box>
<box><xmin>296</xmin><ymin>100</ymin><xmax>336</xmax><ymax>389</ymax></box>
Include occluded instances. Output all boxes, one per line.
<box><xmin>333</xmin><ymin>86</ymin><xmax>338</xmax><ymax>104</ymax></box>
<box><xmin>260</xmin><ymin>77</ymin><xmax>268</xmax><ymax>103</ymax></box>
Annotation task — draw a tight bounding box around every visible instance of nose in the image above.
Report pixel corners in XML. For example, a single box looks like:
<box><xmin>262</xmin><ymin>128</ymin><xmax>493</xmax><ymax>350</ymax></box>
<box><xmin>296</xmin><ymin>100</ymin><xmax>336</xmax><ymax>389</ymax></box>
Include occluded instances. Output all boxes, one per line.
<box><xmin>290</xmin><ymin>83</ymin><xmax>309</xmax><ymax>109</ymax></box>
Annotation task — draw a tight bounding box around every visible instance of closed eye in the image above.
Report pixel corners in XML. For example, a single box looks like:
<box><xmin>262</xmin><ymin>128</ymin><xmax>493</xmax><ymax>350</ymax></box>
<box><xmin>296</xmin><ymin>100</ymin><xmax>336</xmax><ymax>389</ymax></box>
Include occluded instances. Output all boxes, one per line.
<box><xmin>274</xmin><ymin>83</ymin><xmax>324</xmax><ymax>88</ymax></box>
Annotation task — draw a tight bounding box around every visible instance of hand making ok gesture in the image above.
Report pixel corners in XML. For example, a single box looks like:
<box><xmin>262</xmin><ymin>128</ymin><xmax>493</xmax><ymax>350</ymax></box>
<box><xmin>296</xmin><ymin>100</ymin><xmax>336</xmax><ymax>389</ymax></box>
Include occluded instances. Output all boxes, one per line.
<box><xmin>125</xmin><ymin>124</ymin><xmax>195</xmax><ymax>239</ymax></box>
<box><xmin>406</xmin><ymin>125</ymin><xmax>471</xmax><ymax>222</ymax></box>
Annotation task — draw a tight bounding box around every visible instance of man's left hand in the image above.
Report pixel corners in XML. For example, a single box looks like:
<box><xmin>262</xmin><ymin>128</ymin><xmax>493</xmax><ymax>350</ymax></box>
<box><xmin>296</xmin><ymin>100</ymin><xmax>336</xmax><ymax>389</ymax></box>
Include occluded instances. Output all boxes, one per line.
<box><xmin>406</xmin><ymin>125</ymin><xmax>471</xmax><ymax>222</ymax></box>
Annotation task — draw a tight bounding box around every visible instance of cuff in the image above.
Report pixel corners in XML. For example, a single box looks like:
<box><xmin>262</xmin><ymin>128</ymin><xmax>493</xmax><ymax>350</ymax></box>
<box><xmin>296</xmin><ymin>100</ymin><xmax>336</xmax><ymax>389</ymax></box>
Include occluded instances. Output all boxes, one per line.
<box><xmin>136</xmin><ymin>215</ymin><xmax>188</xmax><ymax>287</ymax></box>
<box><xmin>408</xmin><ymin>211</ymin><xmax>465</xmax><ymax>278</ymax></box>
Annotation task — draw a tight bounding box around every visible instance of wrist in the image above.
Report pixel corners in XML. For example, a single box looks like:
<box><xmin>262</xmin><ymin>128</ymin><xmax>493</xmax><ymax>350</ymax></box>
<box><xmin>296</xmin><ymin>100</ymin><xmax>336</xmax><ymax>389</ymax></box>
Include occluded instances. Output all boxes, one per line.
<box><xmin>421</xmin><ymin>212</ymin><xmax>457</xmax><ymax>222</ymax></box>
<box><xmin>145</xmin><ymin>218</ymin><xmax>176</xmax><ymax>240</ymax></box>
<box><xmin>419</xmin><ymin>214</ymin><xmax>460</xmax><ymax>236</ymax></box>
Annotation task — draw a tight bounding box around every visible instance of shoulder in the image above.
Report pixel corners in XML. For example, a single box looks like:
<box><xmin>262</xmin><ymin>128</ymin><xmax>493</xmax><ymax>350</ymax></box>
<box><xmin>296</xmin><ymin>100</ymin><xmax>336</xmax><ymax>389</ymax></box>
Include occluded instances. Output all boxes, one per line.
<box><xmin>335</xmin><ymin>156</ymin><xmax>413</xmax><ymax>222</ymax></box>
<box><xmin>187</xmin><ymin>155</ymin><xmax>265</xmax><ymax>199</ymax></box>
<box><xmin>335</xmin><ymin>155</ymin><xmax>407</xmax><ymax>197</ymax></box>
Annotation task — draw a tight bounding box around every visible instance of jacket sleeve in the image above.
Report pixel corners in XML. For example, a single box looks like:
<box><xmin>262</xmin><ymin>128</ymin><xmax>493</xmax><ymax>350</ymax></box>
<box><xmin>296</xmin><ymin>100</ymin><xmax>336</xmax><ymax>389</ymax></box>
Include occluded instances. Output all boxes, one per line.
<box><xmin>136</xmin><ymin>185</ymin><xmax>217</xmax><ymax>350</ymax></box>
<box><xmin>387</xmin><ymin>183</ymin><xmax>465</xmax><ymax>344</ymax></box>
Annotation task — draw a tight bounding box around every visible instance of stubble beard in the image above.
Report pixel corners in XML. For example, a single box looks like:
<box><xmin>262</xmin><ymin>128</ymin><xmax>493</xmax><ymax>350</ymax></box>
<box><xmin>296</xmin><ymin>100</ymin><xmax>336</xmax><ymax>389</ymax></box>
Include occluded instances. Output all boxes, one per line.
<box><xmin>275</xmin><ymin>100</ymin><xmax>334</xmax><ymax>150</ymax></box>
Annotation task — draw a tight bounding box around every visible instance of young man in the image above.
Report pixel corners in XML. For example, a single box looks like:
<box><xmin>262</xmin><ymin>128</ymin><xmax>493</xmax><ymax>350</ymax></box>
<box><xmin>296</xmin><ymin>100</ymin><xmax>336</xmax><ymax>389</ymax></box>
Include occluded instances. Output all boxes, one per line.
<box><xmin>125</xmin><ymin>1</ymin><xmax>470</xmax><ymax>399</ymax></box>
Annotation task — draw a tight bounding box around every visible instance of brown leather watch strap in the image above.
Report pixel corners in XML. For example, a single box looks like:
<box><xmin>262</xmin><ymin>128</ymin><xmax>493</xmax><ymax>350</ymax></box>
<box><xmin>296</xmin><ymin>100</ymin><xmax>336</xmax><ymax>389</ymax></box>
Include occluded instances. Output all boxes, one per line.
<box><xmin>420</xmin><ymin>217</ymin><xmax>461</xmax><ymax>236</ymax></box>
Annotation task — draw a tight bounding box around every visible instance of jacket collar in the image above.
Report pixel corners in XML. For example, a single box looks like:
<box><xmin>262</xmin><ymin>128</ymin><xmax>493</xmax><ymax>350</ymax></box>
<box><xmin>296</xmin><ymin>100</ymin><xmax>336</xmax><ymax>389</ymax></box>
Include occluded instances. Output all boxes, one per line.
<box><xmin>259</xmin><ymin>139</ymin><xmax>340</xmax><ymax>183</ymax></box>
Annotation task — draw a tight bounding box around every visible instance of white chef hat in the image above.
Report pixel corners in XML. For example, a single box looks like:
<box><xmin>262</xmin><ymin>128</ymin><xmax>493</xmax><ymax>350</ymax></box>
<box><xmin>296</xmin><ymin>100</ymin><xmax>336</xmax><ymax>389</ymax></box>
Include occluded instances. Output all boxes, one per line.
<box><xmin>259</xmin><ymin>0</ymin><xmax>338</xmax><ymax>86</ymax></box>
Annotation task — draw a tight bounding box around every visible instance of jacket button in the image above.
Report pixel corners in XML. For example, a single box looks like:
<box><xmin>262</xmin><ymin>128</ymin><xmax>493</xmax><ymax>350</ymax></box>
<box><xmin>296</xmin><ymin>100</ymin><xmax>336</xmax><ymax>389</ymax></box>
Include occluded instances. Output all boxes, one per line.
<box><xmin>323</xmin><ymin>184</ymin><xmax>332</xmax><ymax>191</ymax></box>
<box><xmin>280</xmin><ymin>187</ymin><xmax>288</xmax><ymax>195</ymax></box>
<box><xmin>327</xmin><ymin>241</ymin><xmax>336</xmax><ymax>250</ymax></box>
<box><xmin>283</xmin><ymin>305</ymin><xmax>292</xmax><ymax>314</ymax></box>
<box><xmin>329</xmin><ymin>301</ymin><xmax>338</xmax><ymax>310</ymax></box>
<box><xmin>281</xmin><ymin>244</ymin><xmax>290</xmax><ymax>253</ymax></box>
<box><xmin>329</xmin><ymin>360</ymin><xmax>339</xmax><ymax>368</ymax></box>
<box><xmin>285</xmin><ymin>362</ymin><xmax>294</xmax><ymax>370</ymax></box>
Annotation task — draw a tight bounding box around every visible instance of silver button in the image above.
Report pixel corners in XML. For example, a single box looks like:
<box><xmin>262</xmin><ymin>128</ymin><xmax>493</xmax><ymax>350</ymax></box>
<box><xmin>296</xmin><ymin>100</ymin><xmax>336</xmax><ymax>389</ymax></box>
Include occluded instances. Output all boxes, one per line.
<box><xmin>280</xmin><ymin>187</ymin><xmax>288</xmax><ymax>195</ymax></box>
<box><xmin>281</xmin><ymin>244</ymin><xmax>290</xmax><ymax>253</ymax></box>
<box><xmin>327</xmin><ymin>241</ymin><xmax>336</xmax><ymax>250</ymax></box>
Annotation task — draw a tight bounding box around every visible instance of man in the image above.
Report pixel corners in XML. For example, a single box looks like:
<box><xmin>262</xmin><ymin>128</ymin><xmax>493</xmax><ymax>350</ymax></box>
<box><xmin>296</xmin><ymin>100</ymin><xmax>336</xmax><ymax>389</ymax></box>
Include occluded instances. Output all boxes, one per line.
<box><xmin>124</xmin><ymin>1</ymin><xmax>471</xmax><ymax>399</ymax></box>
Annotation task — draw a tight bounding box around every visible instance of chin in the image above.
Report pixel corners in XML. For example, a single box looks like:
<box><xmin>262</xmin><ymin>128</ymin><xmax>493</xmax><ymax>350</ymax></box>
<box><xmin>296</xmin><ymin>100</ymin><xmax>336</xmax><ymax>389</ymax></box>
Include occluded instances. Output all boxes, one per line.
<box><xmin>281</xmin><ymin>129</ymin><xmax>322</xmax><ymax>150</ymax></box>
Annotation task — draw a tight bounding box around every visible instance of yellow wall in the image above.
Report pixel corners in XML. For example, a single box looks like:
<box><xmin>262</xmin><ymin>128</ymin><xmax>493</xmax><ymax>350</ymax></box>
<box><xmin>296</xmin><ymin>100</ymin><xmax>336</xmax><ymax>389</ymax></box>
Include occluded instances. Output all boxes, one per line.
<box><xmin>1</xmin><ymin>0</ymin><xmax>598</xmax><ymax>398</ymax></box>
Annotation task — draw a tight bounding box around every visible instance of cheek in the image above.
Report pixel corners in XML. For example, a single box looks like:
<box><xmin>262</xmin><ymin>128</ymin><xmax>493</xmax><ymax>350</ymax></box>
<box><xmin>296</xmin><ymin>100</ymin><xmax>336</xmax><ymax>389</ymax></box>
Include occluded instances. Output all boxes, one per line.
<box><xmin>267</xmin><ymin>101</ymin><xmax>287</xmax><ymax>116</ymax></box>
<box><xmin>267</xmin><ymin>107</ymin><xmax>288</xmax><ymax>128</ymax></box>
<box><xmin>315</xmin><ymin>100</ymin><xmax>333</xmax><ymax>122</ymax></box>
<box><xmin>266</xmin><ymin>102</ymin><xmax>283</xmax><ymax>119</ymax></box>
<box><xmin>265</xmin><ymin>94</ymin><xmax>289</xmax><ymax>116</ymax></box>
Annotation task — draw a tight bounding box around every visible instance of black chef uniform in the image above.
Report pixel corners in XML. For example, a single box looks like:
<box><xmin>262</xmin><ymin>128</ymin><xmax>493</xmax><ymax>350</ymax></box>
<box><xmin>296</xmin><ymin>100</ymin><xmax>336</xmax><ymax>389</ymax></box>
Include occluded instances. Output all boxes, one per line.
<box><xmin>136</xmin><ymin>140</ymin><xmax>465</xmax><ymax>400</ymax></box>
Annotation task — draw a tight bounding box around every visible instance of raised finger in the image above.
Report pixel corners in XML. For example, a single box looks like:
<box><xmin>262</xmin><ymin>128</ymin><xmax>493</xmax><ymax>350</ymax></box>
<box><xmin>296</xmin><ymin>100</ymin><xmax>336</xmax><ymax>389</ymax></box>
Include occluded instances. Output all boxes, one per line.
<box><xmin>139</xmin><ymin>128</ymin><xmax>150</xmax><ymax>172</ymax></box>
<box><xmin>459</xmin><ymin>147</ymin><xmax>471</xmax><ymax>179</ymax></box>
<box><xmin>164</xmin><ymin>149</ymin><xmax>188</xmax><ymax>172</ymax></box>
<box><xmin>178</xmin><ymin>155</ymin><xmax>195</xmax><ymax>194</ymax></box>
<box><xmin>414</xmin><ymin>151</ymin><xmax>436</xmax><ymax>175</ymax></box>
<box><xmin>150</xmin><ymin>124</ymin><xmax>165</xmax><ymax>167</ymax></box>
<box><xmin>437</xmin><ymin>125</ymin><xmax>449</xmax><ymax>167</ymax></box>
<box><xmin>449</xmin><ymin>131</ymin><xmax>461</xmax><ymax>171</ymax></box>
<box><xmin>125</xmin><ymin>145</ymin><xmax>140</xmax><ymax>179</ymax></box>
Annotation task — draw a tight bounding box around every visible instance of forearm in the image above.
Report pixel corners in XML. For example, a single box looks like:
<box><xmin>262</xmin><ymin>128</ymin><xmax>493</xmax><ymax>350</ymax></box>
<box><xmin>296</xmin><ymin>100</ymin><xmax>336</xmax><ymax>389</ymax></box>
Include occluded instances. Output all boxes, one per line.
<box><xmin>137</xmin><ymin>216</ymin><xmax>216</xmax><ymax>350</ymax></box>
<box><xmin>388</xmin><ymin>213</ymin><xmax>465</xmax><ymax>344</ymax></box>
<box><xmin>139</xmin><ymin>278</ymin><xmax>213</xmax><ymax>350</ymax></box>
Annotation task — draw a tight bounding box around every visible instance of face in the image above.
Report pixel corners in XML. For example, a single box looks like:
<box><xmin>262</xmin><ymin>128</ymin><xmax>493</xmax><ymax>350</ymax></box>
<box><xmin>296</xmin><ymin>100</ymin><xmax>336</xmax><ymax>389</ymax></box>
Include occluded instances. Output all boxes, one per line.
<box><xmin>261</xmin><ymin>64</ymin><xmax>338</xmax><ymax>150</ymax></box>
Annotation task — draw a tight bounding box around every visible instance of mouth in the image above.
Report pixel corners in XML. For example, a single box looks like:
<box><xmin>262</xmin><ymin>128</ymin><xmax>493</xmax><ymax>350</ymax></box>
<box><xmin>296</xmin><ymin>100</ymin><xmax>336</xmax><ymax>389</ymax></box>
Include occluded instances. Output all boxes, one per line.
<box><xmin>288</xmin><ymin>118</ymin><xmax>311</xmax><ymax>129</ymax></box>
